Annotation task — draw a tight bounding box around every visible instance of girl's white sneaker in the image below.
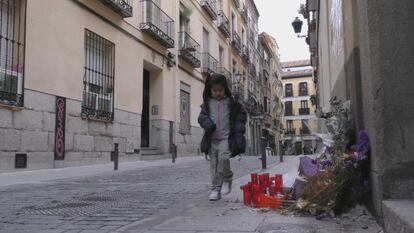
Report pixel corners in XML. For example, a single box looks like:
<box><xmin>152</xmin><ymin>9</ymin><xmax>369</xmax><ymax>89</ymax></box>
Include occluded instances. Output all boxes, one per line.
<box><xmin>221</xmin><ymin>181</ymin><xmax>232</xmax><ymax>195</ymax></box>
<box><xmin>209</xmin><ymin>189</ymin><xmax>221</xmax><ymax>201</ymax></box>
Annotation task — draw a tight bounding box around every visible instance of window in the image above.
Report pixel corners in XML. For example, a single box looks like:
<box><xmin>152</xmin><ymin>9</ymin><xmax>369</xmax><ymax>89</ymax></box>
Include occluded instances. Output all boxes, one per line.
<box><xmin>203</xmin><ymin>28</ymin><xmax>209</xmax><ymax>52</ymax></box>
<box><xmin>219</xmin><ymin>46</ymin><xmax>224</xmax><ymax>65</ymax></box>
<box><xmin>287</xmin><ymin>120</ymin><xmax>293</xmax><ymax>129</ymax></box>
<box><xmin>82</xmin><ymin>29</ymin><xmax>115</xmax><ymax>121</ymax></box>
<box><xmin>285</xmin><ymin>83</ymin><xmax>293</xmax><ymax>97</ymax></box>
<box><xmin>301</xmin><ymin>100</ymin><xmax>308</xmax><ymax>109</ymax></box>
<box><xmin>241</xmin><ymin>28</ymin><xmax>245</xmax><ymax>46</ymax></box>
<box><xmin>285</xmin><ymin>101</ymin><xmax>293</xmax><ymax>115</ymax></box>
<box><xmin>231</xmin><ymin>12</ymin><xmax>236</xmax><ymax>32</ymax></box>
<box><xmin>179</xmin><ymin>4</ymin><xmax>190</xmax><ymax>33</ymax></box>
<box><xmin>299</xmin><ymin>82</ymin><xmax>308</xmax><ymax>96</ymax></box>
<box><xmin>0</xmin><ymin>0</ymin><xmax>26</xmax><ymax>107</ymax></box>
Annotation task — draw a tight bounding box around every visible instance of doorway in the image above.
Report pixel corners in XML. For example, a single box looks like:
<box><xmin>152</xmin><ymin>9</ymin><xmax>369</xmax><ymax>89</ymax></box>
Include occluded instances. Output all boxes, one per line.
<box><xmin>141</xmin><ymin>69</ymin><xmax>150</xmax><ymax>148</ymax></box>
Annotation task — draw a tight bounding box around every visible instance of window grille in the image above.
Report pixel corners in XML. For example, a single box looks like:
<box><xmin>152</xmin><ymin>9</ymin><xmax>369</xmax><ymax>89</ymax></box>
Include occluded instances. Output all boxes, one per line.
<box><xmin>82</xmin><ymin>29</ymin><xmax>115</xmax><ymax>121</ymax></box>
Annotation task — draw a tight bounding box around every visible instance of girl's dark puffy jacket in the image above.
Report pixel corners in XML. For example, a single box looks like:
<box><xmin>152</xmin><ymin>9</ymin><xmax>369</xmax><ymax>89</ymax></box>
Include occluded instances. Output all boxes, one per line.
<box><xmin>198</xmin><ymin>96</ymin><xmax>247</xmax><ymax>157</ymax></box>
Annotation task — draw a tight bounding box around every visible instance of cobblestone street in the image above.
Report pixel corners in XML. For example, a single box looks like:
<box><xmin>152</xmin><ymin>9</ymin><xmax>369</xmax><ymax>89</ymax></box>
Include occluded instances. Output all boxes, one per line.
<box><xmin>0</xmin><ymin>156</ymin><xmax>279</xmax><ymax>233</ymax></box>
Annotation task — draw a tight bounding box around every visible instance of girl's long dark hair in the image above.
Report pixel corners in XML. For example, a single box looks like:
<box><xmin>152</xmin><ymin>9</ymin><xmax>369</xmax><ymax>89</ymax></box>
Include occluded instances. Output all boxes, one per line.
<box><xmin>202</xmin><ymin>73</ymin><xmax>233</xmax><ymax>101</ymax></box>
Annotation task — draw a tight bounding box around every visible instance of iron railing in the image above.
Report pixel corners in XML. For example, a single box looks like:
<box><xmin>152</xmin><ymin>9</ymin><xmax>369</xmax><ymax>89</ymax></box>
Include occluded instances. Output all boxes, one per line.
<box><xmin>200</xmin><ymin>0</ymin><xmax>217</xmax><ymax>20</ymax></box>
<box><xmin>232</xmin><ymin>82</ymin><xmax>245</xmax><ymax>100</ymax></box>
<box><xmin>242</xmin><ymin>45</ymin><xmax>250</xmax><ymax>63</ymax></box>
<box><xmin>231</xmin><ymin>31</ymin><xmax>241</xmax><ymax>53</ymax></box>
<box><xmin>217</xmin><ymin>11</ymin><xmax>230</xmax><ymax>38</ymax></box>
<box><xmin>249</xmin><ymin>63</ymin><xmax>256</xmax><ymax>78</ymax></box>
<box><xmin>299</xmin><ymin>89</ymin><xmax>309</xmax><ymax>96</ymax></box>
<box><xmin>178</xmin><ymin>32</ymin><xmax>201</xmax><ymax>67</ymax></box>
<box><xmin>0</xmin><ymin>0</ymin><xmax>26</xmax><ymax>107</ymax></box>
<box><xmin>100</xmin><ymin>0</ymin><xmax>133</xmax><ymax>17</ymax></box>
<box><xmin>82</xmin><ymin>30</ymin><xmax>115</xmax><ymax>121</ymax></box>
<box><xmin>299</xmin><ymin>108</ymin><xmax>310</xmax><ymax>115</ymax></box>
<box><xmin>201</xmin><ymin>52</ymin><xmax>218</xmax><ymax>75</ymax></box>
<box><xmin>140</xmin><ymin>0</ymin><xmax>174</xmax><ymax>48</ymax></box>
<box><xmin>300</xmin><ymin>127</ymin><xmax>311</xmax><ymax>135</ymax></box>
<box><xmin>218</xmin><ymin>67</ymin><xmax>232</xmax><ymax>86</ymax></box>
<box><xmin>285</xmin><ymin>128</ymin><xmax>296</xmax><ymax>136</ymax></box>
<box><xmin>285</xmin><ymin>108</ymin><xmax>294</xmax><ymax>116</ymax></box>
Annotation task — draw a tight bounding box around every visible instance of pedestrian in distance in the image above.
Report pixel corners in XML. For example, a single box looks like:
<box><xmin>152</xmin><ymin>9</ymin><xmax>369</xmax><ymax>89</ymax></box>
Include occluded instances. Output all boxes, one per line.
<box><xmin>198</xmin><ymin>73</ymin><xmax>247</xmax><ymax>201</ymax></box>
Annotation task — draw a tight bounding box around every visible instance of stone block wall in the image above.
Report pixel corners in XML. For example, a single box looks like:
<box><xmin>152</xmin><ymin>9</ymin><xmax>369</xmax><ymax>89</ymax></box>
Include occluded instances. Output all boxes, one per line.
<box><xmin>0</xmin><ymin>89</ymin><xmax>141</xmax><ymax>172</ymax></box>
<box><xmin>150</xmin><ymin>119</ymin><xmax>203</xmax><ymax>156</ymax></box>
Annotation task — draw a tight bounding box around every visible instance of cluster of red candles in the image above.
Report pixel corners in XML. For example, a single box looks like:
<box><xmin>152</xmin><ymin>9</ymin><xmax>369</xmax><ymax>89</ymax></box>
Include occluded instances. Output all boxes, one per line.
<box><xmin>240</xmin><ymin>173</ymin><xmax>288</xmax><ymax>208</ymax></box>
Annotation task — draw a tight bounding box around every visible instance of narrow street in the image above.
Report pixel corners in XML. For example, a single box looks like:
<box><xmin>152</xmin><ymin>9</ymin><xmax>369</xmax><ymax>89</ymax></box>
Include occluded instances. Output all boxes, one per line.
<box><xmin>0</xmin><ymin>156</ymin><xmax>277</xmax><ymax>232</ymax></box>
<box><xmin>0</xmin><ymin>156</ymin><xmax>381</xmax><ymax>233</ymax></box>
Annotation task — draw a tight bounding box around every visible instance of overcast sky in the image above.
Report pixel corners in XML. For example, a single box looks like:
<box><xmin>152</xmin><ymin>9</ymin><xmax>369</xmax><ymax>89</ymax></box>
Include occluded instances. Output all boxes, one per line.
<box><xmin>256</xmin><ymin>0</ymin><xmax>309</xmax><ymax>62</ymax></box>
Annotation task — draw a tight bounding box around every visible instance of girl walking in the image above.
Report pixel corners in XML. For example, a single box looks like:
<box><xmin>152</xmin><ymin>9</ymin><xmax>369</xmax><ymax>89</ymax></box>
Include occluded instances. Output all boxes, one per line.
<box><xmin>198</xmin><ymin>74</ymin><xmax>247</xmax><ymax>201</ymax></box>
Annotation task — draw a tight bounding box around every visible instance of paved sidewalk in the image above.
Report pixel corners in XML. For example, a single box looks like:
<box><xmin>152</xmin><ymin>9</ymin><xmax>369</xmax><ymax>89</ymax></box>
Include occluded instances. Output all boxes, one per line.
<box><xmin>0</xmin><ymin>156</ymin><xmax>201</xmax><ymax>187</ymax></box>
<box><xmin>123</xmin><ymin>156</ymin><xmax>383</xmax><ymax>233</ymax></box>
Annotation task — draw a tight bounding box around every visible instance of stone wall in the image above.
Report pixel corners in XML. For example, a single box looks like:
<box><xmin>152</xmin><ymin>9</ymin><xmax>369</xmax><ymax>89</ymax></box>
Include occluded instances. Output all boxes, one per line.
<box><xmin>150</xmin><ymin>119</ymin><xmax>203</xmax><ymax>156</ymax></box>
<box><xmin>0</xmin><ymin>89</ymin><xmax>141</xmax><ymax>172</ymax></box>
<box><xmin>0</xmin><ymin>89</ymin><xmax>205</xmax><ymax>172</ymax></box>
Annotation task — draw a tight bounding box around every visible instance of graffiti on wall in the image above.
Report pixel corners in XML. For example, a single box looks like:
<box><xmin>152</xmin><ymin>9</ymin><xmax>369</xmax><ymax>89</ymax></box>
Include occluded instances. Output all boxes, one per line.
<box><xmin>54</xmin><ymin>96</ymin><xmax>66</xmax><ymax>160</ymax></box>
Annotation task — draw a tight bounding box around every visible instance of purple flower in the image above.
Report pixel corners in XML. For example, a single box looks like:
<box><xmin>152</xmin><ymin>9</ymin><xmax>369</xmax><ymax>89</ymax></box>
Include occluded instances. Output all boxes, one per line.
<box><xmin>351</xmin><ymin>130</ymin><xmax>371</xmax><ymax>155</ymax></box>
<box><xmin>316</xmin><ymin>212</ymin><xmax>328</xmax><ymax>220</ymax></box>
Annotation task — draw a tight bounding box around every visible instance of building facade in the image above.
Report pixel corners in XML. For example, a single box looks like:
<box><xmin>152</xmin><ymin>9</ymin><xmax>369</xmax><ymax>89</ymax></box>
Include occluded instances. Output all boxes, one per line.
<box><xmin>299</xmin><ymin>0</ymin><xmax>414</xmax><ymax>229</ymax></box>
<box><xmin>281</xmin><ymin>60</ymin><xmax>317</xmax><ymax>156</ymax></box>
<box><xmin>0</xmin><ymin>0</ymin><xmax>281</xmax><ymax>172</ymax></box>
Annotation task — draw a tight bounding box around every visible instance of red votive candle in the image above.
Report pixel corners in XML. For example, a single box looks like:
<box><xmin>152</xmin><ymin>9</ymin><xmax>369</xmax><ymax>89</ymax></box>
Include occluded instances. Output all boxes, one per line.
<box><xmin>251</xmin><ymin>173</ymin><xmax>258</xmax><ymax>184</ymax></box>
<box><xmin>263</xmin><ymin>173</ymin><xmax>270</xmax><ymax>188</ymax></box>
<box><xmin>240</xmin><ymin>184</ymin><xmax>252</xmax><ymax>206</ymax></box>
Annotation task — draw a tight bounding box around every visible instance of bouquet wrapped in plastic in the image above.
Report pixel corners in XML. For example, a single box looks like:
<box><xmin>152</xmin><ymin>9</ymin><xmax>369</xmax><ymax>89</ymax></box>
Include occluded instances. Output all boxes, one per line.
<box><xmin>284</xmin><ymin>97</ymin><xmax>370</xmax><ymax>218</ymax></box>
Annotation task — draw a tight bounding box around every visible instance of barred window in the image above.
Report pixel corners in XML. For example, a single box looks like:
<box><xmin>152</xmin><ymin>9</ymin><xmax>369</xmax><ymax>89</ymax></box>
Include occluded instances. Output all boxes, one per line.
<box><xmin>0</xmin><ymin>0</ymin><xmax>26</xmax><ymax>107</ymax></box>
<box><xmin>82</xmin><ymin>29</ymin><xmax>115</xmax><ymax>121</ymax></box>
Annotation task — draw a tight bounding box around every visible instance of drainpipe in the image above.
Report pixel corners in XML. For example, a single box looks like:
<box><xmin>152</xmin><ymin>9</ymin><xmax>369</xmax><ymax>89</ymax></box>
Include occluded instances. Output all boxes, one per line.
<box><xmin>172</xmin><ymin>1</ymin><xmax>178</xmax><ymax>156</ymax></box>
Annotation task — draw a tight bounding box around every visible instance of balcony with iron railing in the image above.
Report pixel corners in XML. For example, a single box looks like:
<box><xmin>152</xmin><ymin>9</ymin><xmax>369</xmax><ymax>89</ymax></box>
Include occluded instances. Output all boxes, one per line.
<box><xmin>101</xmin><ymin>0</ymin><xmax>133</xmax><ymax>17</ymax></box>
<box><xmin>263</xmin><ymin>61</ymin><xmax>270</xmax><ymax>75</ymax></box>
<box><xmin>300</xmin><ymin>127</ymin><xmax>311</xmax><ymax>135</ymax></box>
<box><xmin>299</xmin><ymin>89</ymin><xmax>309</xmax><ymax>96</ymax></box>
<box><xmin>285</xmin><ymin>128</ymin><xmax>296</xmax><ymax>136</ymax></box>
<box><xmin>240</xmin><ymin>6</ymin><xmax>248</xmax><ymax>24</ymax></box>
<box><xmin>178</xmin><ymin>32</ymin><xmax>201</xmax><ymax>68</ymax></box>
<box><xmin>233</xmin><ymin>0</ymin><xmax>240</xmax><ymax>8</ymax></box>
<box><xmin>201</xmin><ymin>52</ymin><xmax>218</xmax><ymax>75</ymax></box>
<box><xmin>200</xmin><ymin>0</ymin><xmax>217</xmax><ymax>20</ymax></box>
<box><xmin>231</xmin><ymin>32</ymin><xmax>242</xmax><ymax>53</ymax></box>
<box><xmin>140</xmin><ymin>0</ymin><xmax>174</xmax><ymax>48</ymax></box>
<box><xmin>299</xmin><ymin>108</ymin><xmax>310</xmax><ymax>115</ymax></box>
<box><xmin>242</xmin><ymin>45</ymin><xmax>250</xmax><ymax>64</ymax></box>
<box><xmin>264</xmin><ymin>112</ymin><xmax>272</xmax><ymax>127</ymax></box>
<box><xmin>285</xmin><ymin>108</ymin><xmax>294</xmax><ymax>116</ymax></box>
<box><xmin>249</xmin><ymin>63</ymin><xmax>257</xmax><ymax>78</ymax></box>
<box><xmin>217</xmin><ymin>11</ymin><xmax>231</xmax><ymax>38</ymax></box>
<box><xmin>218</xmin><ymin>67</ymin><xmax>232</xmax><ymax>85</ymax></box>
<box><xmin>232</xmin><ymin>82</ymin><xmax>245</xmax><ymax>100</ymax></box>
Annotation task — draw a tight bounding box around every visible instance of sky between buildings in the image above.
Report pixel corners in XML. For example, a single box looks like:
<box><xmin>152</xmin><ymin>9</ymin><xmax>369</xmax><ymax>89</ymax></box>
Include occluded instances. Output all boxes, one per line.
<box><xmin>256</xmin><ymin>0</ymin><xmax>309</xmax><ymax>62</ymax></box>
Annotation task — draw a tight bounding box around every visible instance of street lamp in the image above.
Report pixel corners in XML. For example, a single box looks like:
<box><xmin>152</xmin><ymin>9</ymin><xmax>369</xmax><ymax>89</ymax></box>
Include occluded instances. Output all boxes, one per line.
<box><xmin>291</xmin><ymin>17</ymin><xmax>307</xmax><ymax>38</ymax></box>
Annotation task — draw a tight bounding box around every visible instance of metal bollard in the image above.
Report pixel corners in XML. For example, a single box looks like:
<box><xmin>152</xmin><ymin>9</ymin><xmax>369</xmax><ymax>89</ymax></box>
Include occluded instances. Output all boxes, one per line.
<box><xmin>279</xmin><ymin>152</ymin><xmax>284</xmax><ymax>163</ymax></box>
<box><xmin>171</xmin><ymin>144</ymin><xmax>177</xmax><ymax>163</ymax></box>
<box><xmin>261</xmin><ymin>137</ymin><xmax>267</xmax><ymax>169</ymax></box>
<box><xmin>113</xmin><ymin>143</ymin><xmax>119</xmax><ymax>171</ymax></box>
